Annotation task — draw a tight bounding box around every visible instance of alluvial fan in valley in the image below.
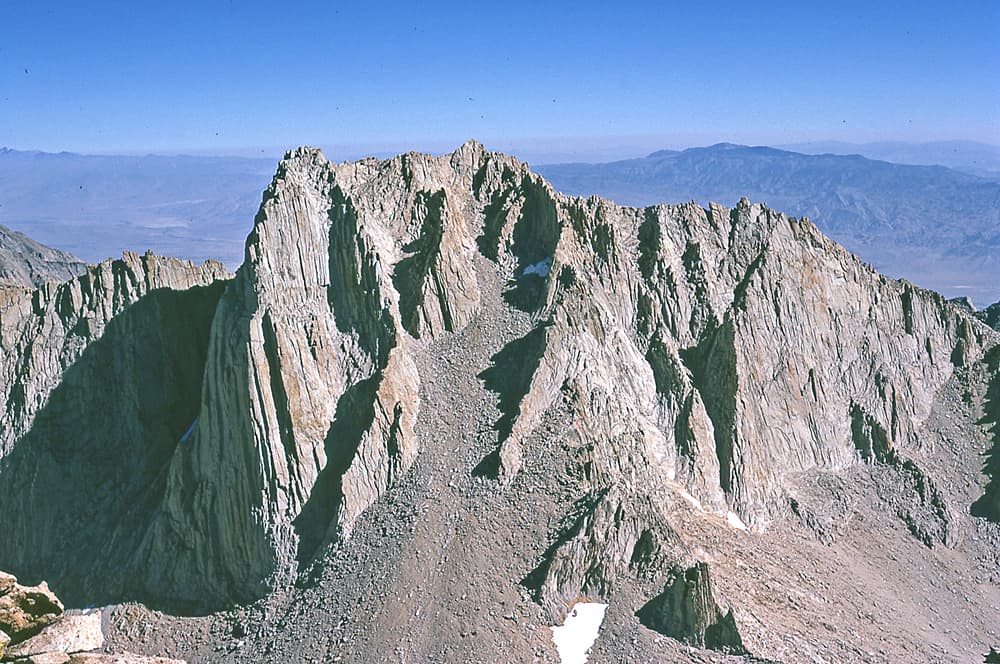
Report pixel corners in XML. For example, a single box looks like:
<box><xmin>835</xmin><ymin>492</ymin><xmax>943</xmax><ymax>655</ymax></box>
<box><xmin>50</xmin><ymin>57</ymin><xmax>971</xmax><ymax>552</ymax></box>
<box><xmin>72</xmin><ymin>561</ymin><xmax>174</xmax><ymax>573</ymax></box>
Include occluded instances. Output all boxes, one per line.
<box><xmin>0</xmin><ymin>142</ymin><xmax>997</xmax><ymax>663</ymax></box>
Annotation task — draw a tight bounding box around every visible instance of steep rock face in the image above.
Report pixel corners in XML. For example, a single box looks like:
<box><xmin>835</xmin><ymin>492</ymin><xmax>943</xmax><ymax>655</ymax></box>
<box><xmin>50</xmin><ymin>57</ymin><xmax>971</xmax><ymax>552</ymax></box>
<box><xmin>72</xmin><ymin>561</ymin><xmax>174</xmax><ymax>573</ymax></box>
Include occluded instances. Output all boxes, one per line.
<box><xmin>508</xmin><ymin>195</ymin><xmax>990</xmax><ymax>524</ymax></box>
<box><xmin>499</xmin><ymin>188</ymin><xmax>994</xmax><ymax>623</ymax></box>
<box><xmin>972</xmin><ymin>345</ymin><xmax>1000</xmax><ymax>522</ymax></box>
<box><xmin>470</xmin><ymin>187</ymin><xmax>990</xmax><ymax>624</ymax></box>
<box><xmin>0</xmin><ymin>224</ymin><xmax>86</xmax><ymax>289</ymax></box>
<box><xmin>1</xmin><ymin>142</ymin><xmax>994</xmax><ymax>622</ymax></box>
<box><xmin>141</xmin><ymin>145</ymin><xmax>499</xmax><ymax>605</ymax></box>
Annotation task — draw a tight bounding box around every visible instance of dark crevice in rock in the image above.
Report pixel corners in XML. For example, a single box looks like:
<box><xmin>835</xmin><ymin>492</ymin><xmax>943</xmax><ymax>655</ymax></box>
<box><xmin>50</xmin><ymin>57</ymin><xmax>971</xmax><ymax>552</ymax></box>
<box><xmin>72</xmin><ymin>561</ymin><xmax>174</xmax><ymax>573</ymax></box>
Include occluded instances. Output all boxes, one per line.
<box><xmin>731</xmin><ymin>249</ymin><xmax>768</xmax><ymax>313</ymax></box>
<box><xmin>680</xmin><ymin>319</ymin><xmax>739</xmax><ymax>497</ymax></box>
<box><xmin>673</xmin><ymin>393</ymin><xmax>702</xmax><ymax>475</ymax></box>
<box><xmin>503</xmin><ymin>273</ymin><xmax>548</xmax><ymax>312</ymax></box>
<box><xmin>850</xmin><ymin>401</ymin><xmax>893</xmax><ymax>463</ymax></box>
<box><xmin>261</xmin><ymin>311</ymin><xmax>298</xmax><ymax>473</ymax></box>
<box><xmin>327</xmin><ymin>186</ymin><xmax>394</xmax><ymax>366</ymax></box>
<box><xmin>471</xmin><ymin>161</ymin><xmax>489</xmax><ymax>198</ymax></box>
<box><xmin>680</xmin><ymin>242</ymin><xmax>714</xmax><ymax>340</ymax></box>
<box><xmin>503</xmin><ymin>176</ymin><xmax>561</xmax><ymax>313</ymax></box>
<box><xmin>629</xmin><ymin>529</ymin><xmax>660</xmax><ymax>573</ymax></box>
<box><xmin>646</xmin><ymin>337</ymin><xmax>687</xmax><ymax>397</ymax></box>
<box><xmin>637</xmin><ymin>208</ymin><xmax>661</xmax><ymax>283</ymax></box>
<box><xmin>589</xmin><ymin>219</ymin><xmax>617</xmax><ymax>265</ymax></box>
<box><xmin>636</xmin><ymin>209</ymin><xmax>681</xmax><ymax>340</ymax></box>
<box><xmin>646</xmin><ymin>338</ymin><xmax>700</xmax><ymax>473</ymax></box>
<box><xmin>477</xmin><ymin>324</ymin><xmax>549</xmax><ymax>454</ymax></box>
<box><xmin>902</xmin><ymin>286</ymin><xmax>915</xmax><ymax>336</ymax></box>
<box><xmin>476</xmin><ymin>166</ymin><xmax>518</xmax><ymax>260</ymax></box>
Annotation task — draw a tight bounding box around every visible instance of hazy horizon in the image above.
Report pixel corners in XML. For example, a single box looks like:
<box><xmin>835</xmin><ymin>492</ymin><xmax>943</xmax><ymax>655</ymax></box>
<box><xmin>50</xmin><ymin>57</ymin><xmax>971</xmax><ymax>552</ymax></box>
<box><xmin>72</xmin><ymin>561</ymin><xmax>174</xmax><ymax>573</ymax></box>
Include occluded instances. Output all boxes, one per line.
<box><xmin>4</xmin><ymin>136</ymin><xmax>999</xmax><ymax>169</ymax></box>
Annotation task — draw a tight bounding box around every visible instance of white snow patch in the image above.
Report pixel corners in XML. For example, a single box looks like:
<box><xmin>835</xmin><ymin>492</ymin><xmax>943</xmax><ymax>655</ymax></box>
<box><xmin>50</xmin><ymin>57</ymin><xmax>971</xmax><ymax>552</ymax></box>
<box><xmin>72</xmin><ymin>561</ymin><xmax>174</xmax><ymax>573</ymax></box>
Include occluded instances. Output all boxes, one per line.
<box><xmin>726</xmin><ymin>511</ymin><xmax>748</xmax><ymax>531</ymax></box>
<box><xmin>550</xmin><ymin>601</ymin><xmax>608</xmax><ymax>664</ymax></box>
<box><xmin>679</xmin><ymin>489</ymin><xmax>704</xmax><ymax>511</ymax></box>
<box><xmin>523</xmin><ymin>257</ymin><xmax>553</xmax><ymax>278</ymax></box>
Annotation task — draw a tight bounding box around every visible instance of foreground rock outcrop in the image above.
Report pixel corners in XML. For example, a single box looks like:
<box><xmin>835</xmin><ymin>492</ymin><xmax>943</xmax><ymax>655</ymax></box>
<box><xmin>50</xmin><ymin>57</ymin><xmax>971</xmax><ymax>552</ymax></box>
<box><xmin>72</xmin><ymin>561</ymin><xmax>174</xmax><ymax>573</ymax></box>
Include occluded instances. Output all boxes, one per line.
<box><xmin>0</xmin><ymin>572</ymin><xmax>63</xmax><ymax>654</ymax></box>
<box><xmin>0</xmin><ymin>572</ymin><xmax>182</xmax><ymax>664</ymax></box>
<box><xmin>5</xmin><ymin>613</ymin><xmax>103</xmax><ymax>660</ymax></box>
<box><xmin>0</xmin><ymin>143</ymin><xmax>997</xmax><ymax>661</ymax></box>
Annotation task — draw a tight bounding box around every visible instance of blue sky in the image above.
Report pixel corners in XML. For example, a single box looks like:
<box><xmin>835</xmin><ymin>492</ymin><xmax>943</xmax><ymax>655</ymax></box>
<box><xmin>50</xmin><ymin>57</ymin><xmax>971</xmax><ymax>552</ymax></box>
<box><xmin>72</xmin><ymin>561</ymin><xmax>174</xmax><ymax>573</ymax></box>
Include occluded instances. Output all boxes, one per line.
<box><xmin>2</xmin><ymin>1</ymin><xmax>997</xmax><ymax>157</ymax></box>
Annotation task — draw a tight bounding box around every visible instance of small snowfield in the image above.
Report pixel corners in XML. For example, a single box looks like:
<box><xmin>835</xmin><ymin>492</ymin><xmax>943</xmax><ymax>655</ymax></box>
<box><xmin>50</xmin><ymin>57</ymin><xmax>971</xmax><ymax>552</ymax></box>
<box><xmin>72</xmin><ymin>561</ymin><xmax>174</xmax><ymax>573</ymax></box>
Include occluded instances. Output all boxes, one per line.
<box><xmin>550</xmin><ymin>601</ymin><xmax>608</xmax><ymax>664</ymax></box>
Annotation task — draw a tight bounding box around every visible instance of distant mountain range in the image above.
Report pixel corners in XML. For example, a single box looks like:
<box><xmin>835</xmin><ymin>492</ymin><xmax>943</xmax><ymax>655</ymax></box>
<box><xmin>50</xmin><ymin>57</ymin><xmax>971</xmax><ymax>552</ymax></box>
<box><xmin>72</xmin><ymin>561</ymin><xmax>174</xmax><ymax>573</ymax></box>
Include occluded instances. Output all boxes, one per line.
<box><xmin>2</xmin><ymin>142</ymin><xmax>999</xmax><ymax>304</ymax></box>
<box><xmin>537</xmin><ymin>144</ymin><xmax>1000</xmax><ymax>305</ymax></box>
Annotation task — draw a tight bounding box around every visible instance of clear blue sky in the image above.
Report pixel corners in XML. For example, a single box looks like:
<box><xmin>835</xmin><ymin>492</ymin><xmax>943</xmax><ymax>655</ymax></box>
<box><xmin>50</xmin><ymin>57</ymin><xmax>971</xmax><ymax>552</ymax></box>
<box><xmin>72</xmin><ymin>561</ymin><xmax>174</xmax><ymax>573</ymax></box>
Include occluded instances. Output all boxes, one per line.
<box><xmin>2</xmin><ymin>1</ymin><xmax>997</xmax><ymax>156</ymax></box>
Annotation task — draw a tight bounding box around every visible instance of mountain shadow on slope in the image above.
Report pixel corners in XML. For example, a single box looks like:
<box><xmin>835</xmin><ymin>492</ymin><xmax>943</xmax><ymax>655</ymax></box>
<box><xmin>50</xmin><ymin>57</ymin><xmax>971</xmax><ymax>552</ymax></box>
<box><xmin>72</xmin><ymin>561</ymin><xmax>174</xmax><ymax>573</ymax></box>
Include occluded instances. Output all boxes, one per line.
<box><xmin>972</xmin><ymin>345</ymin><xmax>1000</xmax><ymax>521</ymax></box>
<box><xmin>473</xmin><ymin>324</ymin><xmax>549</xmax><ymax>477</ymax></box>
<box><xmin>0</xmin><ymin>281</ymin><xmax>226</xmax><ymax>611</ymax></box>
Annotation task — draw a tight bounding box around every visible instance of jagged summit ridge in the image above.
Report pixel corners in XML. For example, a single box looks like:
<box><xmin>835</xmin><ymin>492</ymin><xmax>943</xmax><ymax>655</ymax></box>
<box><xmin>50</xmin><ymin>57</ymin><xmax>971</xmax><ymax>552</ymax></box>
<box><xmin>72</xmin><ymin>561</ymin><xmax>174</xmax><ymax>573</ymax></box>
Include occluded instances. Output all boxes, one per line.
<box><xmin>0</xmin><ymin>142</ymin><xmax>994</xmax><ymax>637</ymax></box>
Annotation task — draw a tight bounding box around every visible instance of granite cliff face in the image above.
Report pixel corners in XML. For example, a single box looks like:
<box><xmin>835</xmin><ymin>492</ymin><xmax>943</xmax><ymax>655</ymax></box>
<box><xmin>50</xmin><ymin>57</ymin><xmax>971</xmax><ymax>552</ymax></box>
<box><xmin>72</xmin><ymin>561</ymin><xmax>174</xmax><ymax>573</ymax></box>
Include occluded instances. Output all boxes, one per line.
<box><xmin>0</xmin><ymin>143</ymin><xmax>996</xmax><ymax>660</ymax></box>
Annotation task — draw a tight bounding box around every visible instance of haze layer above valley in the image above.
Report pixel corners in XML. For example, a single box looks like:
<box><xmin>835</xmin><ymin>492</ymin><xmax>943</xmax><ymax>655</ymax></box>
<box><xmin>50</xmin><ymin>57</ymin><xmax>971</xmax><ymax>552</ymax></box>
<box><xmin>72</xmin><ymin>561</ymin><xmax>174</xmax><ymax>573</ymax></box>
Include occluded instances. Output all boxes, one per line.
<box><xmin>2</xmin><ymin>141</ymin><xmax>999</xmax><ymax>304</ymax></box>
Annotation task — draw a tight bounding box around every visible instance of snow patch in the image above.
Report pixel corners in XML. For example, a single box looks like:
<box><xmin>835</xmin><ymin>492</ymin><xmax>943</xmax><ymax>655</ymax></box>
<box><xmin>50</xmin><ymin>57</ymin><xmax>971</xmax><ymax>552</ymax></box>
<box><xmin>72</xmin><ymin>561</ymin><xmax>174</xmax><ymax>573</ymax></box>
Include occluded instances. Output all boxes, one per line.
<box><xmin>523</xmin><ymin>257</ymin><xmax>553</xmax><ymax>278</ymax></box>
<box><xmin>726</xmin><ymin>511</ymin><xmax>748</xmax><ymax>531</ymax></box>
<box><xmin>679</xmin><ymin>489</ymin><xmax>704</xmax><ymax>511</ymax></box>
<box><xmin>550</xmin><ymin>601</ymin><xmax>608</xmax><ymax>664</ymax></box>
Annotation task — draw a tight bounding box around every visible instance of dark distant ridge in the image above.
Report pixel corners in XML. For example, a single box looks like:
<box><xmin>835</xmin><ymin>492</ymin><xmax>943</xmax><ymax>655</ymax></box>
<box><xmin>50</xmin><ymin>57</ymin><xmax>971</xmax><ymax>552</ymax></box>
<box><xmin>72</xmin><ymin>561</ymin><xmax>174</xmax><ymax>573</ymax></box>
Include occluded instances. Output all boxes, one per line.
<box><xmin>977</xmin><ymin>302</ymin><xmax>1000</xmax><ymax>331</ymax></box>
<box><xmin>537</xmin><ymin>143</ymin><xmax>1000</xmax><ymax>304</ymax></box>
<box><xmin>0</xmin><ymin>223</ymin><xmax>86</xmax><ymax>287</ymax></box>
